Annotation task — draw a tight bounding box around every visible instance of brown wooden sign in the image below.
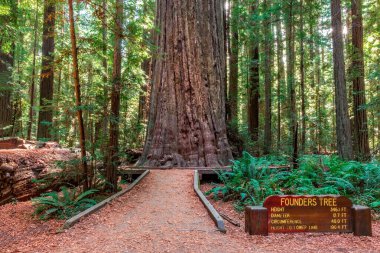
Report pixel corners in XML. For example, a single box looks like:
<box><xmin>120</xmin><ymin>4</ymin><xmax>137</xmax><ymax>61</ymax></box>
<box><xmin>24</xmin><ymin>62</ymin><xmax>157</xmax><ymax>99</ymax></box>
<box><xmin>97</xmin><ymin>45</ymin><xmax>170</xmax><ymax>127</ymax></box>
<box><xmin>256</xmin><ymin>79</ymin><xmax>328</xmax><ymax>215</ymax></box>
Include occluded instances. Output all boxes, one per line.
<box><xmin>263</xmin><ymin>195</ymin><xmax>353</xmax><ymax>233</ymax></box>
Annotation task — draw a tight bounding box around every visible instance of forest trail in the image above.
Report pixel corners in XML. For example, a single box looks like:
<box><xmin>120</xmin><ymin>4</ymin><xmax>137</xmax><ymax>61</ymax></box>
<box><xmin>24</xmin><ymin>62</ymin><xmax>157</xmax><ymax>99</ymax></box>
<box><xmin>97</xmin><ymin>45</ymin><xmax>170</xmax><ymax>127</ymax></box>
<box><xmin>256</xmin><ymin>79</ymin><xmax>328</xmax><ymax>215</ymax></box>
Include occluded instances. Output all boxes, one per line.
<box><xmin>41</xmin><ymin>170</ymin><xmax>257</xmax><ymax>253</ymax></box>
<box><xmin>1</xmin><ymin>169</ymin><xmax>379</xmax><ymax>252</ymax></box>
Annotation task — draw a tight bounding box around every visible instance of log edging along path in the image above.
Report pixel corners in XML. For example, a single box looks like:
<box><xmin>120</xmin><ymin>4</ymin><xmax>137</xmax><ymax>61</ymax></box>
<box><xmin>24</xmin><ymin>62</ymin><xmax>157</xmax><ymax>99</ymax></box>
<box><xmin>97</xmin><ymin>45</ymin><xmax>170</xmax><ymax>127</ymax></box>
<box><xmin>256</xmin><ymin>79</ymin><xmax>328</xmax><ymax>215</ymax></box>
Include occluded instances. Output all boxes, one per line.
<box><xmin>193</xmin><ymin>170</ymin><xmax>226</xmax><ymax>233</ymax></box>
<box><xmin>63</xmin><ymin>170</ymin><xmax>150</xmax><ymax>229</ymax></box>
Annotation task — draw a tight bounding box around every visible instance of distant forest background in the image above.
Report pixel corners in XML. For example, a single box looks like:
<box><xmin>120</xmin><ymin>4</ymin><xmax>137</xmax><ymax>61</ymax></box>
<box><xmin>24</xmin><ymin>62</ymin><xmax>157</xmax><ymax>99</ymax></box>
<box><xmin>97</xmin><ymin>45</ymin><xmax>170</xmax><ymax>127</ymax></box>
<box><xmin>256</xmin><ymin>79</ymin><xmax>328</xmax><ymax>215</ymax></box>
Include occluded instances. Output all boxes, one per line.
<box><xmin>0</xmin><ymin>0</ymin><xmax>379</xmax><ymax>162</ymax></box>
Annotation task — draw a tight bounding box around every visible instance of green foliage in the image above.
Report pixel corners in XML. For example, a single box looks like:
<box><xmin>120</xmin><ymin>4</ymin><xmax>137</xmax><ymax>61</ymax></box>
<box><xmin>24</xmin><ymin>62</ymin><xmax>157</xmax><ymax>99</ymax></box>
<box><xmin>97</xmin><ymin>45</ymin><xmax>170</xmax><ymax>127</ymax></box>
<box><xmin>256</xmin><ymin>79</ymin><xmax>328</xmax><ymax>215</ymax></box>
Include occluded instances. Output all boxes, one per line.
<box><xmin>32</xmin><ymin>187</ymin><xmax>98</xmax><ymax>220</ymax></box>
<box><xmin>207</xmin><ymin>152</ymin><xmax>380</xmax><ymax>212</ymax></box>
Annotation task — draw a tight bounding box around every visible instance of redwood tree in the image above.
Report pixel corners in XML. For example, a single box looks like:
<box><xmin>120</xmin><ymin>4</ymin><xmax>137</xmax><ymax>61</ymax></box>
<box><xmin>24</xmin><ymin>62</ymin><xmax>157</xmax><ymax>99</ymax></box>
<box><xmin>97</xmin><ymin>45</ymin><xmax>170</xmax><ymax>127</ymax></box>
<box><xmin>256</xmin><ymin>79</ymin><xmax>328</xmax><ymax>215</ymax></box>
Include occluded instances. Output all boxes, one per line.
<box><xmin>228</xmin><ymin>0</ymin><xmax>239</xmax><ymax>126</ymax></box>
<box><xmin>106</xmin><ymin>0</ymin><xmax>123</xmax><ymax>191</ymax></box>
<box><xmin>68</xmin><ymin>0</ymin><xmax>89</xmax><ymax>190</ymax></box>
<box><xmin>0</xmin><ymin>0</ymin><xmax>17</xmax><ymax>138</ymax></box>
<box><xmin>351</xmin><ymin>0</ymin><xmax>370</xmax><ymax>160</ymax></box>
<box><xmin>330</xmin><ymin>0</ymin><xmax>353</xmax><ymax>160</ymax></box>
<box><xmin>37</xmin><ymin>0</ymin><xmax>56</xmax><ymax>140</ymax></box>
<box><xmin>138</xmin><ymin>0</ymin><xmax>232</xmax><ymax>167</ymax></box>
<box><xmin>248</xmin><ymin>1</ymin><xmax>260</xmax><ymax>144</ymax></box>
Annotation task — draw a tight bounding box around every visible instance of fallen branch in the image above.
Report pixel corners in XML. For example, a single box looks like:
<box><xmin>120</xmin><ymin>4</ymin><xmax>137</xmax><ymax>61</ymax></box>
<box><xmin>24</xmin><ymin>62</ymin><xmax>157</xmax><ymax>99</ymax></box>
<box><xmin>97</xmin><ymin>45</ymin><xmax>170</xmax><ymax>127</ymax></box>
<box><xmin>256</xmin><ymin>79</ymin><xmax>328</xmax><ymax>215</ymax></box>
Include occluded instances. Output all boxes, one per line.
<box><xmin>220</xmin><ymin>213</ymin><xmax>240</xmax><ymax>227</ymax></box>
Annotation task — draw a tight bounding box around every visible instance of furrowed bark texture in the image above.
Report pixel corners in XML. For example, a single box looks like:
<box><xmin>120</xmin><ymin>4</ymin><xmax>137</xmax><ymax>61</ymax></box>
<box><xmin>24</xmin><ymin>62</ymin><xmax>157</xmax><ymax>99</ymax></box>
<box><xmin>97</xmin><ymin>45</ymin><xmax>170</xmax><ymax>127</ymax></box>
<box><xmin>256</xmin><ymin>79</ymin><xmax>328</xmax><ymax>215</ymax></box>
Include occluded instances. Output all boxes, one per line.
<box><xmin>0</xmin><ymin>52</ymin><xmax>13</xmax><ymax>138</ymax></box>
<box><xmin>139</xmin><ymin>0</ymin><xmax>232</xmax><ymax>167</ymax></box>
<box><xmin>351</xmin><ymin>0</ymin><xmax>370</xmax><ymax>160</ymax></box>
<box><xmin>106</xmin><ymin>0</ymin><xmax>123</xmax><ymax>192</ymax></box>
<box><xmin>331</xmin><ymin>0</ymin><xmax>353</xmax><ymax>160</ymax></box>
<box><xmin>228</xmin><ymin>0</ymin><xmax>239</xmax><ymax>125</ymax></box>
<box><xmin>37</xmin><ymin>0</ymin><xmax>55</xmax><ymax>140</ymax></box>
<box><xmin>0</xmin><ymin>1</ymin><xmax>17</xmax><ymax>138</ymax></box>
<box><xmin>248</xmin><ymin>1</ymin><xmax>260</xmax><ymax>143</ymax></box>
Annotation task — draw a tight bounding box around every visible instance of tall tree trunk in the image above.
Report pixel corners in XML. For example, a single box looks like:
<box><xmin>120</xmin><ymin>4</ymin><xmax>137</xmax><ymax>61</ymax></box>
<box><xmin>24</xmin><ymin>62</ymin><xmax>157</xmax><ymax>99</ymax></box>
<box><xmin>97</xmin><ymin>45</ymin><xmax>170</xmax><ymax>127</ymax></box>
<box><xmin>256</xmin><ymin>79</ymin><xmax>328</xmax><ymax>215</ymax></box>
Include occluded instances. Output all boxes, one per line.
<box><xmin>37</xmin><ymin>0</ymin><xmax>55</xmax><ymax>140</ymax></box>
<box><xmin>68</xmin><ymin>0</ymin><xmax>89</xmax><ymax>190</ymax></box>
<box><xmin>0</xmin><ymin>1</ymin><xmax>17</xmax><ymax>138</ymax></box>
<box><xmin>276</xmin><ymin>7</ymin><xmax>284</xmax><ymax>151</ymax></box>
<box><xmin>285</xmin><ymin>0</ymin><xmax>297</xmax><ymax>162</ymax></box>
<box><xmin>228</xmin><ymin>0</ymin><xmax>239</xmax><ymax>126</ymax></box>
<box><xmin>138</xmin><ymin>0</ymin><xmax>232</xmax><ymax>167</ymax></box>
<box><xmin>28</xmin><ymin>0</ymin><xmax>39</xmax><ymax>140</ymax></box>
<box><xmin>138</xmin><ymin>58</ymin><xmax>151</xmax><ymax>124</ymax></box>
<box><xmin>351</xmin><ymin>0</ymin><xmax>370</xmax><ymax>160</ymax></box>
<box><xmin>263</xmin><ymin>0</ymin><xmax>272</xmax><ymax>154</ymax></box>
<box><xmin>330</xmin><ymin>0</ymin><xmax>353</xmax><ymax>160</ymax></box>
<box><xmin>300</xmin><ymin>0</ymin><xmax>306</xmax><ymax>153</ymax></box>
<box><xmin>248</xmin><ymin>1</ymin><xmax>260</xmax><ymax>144</ymax></box>
<box><xmin>106</xmin><ymin>0</ymin><xmax>123</xmax><ymax>191</ymax></box>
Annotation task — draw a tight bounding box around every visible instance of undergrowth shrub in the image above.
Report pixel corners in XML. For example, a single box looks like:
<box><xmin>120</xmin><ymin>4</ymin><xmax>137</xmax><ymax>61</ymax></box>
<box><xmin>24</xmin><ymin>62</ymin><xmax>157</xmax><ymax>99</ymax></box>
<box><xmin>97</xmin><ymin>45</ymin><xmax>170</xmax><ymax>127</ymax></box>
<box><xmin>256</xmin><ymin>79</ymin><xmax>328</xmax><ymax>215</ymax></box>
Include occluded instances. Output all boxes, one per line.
<box><xmin>206</xmin><ymin>152</ymin><xmax>380</xmax><ymax>213</ymax></box>
<box><xmin>32</xmin><ymin>187</ymin><xmax>98</xmax><ymax>220</ymax></box>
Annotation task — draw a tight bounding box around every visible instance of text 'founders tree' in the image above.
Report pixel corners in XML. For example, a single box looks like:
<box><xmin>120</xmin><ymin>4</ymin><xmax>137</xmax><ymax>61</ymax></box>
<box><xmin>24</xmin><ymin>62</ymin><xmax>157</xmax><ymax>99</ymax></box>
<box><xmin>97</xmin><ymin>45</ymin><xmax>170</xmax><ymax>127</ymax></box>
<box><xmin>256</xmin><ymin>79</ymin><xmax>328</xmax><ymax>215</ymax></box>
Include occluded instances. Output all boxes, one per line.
<box><xmin>138</xmin><ymin>0</ymin><xmax>233</xmax><ymax>167</ymax></box>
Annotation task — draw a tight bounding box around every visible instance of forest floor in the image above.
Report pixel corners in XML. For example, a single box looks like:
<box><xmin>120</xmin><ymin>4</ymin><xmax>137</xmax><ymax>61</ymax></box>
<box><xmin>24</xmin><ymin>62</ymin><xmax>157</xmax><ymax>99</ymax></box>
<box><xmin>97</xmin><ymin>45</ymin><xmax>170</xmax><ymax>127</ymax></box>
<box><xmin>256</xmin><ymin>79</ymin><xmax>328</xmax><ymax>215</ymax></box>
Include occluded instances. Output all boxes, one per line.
<box><xmin>0</xmin><ymin>170</ymin><xmax>379</xmax><ymax>253</ymax></box>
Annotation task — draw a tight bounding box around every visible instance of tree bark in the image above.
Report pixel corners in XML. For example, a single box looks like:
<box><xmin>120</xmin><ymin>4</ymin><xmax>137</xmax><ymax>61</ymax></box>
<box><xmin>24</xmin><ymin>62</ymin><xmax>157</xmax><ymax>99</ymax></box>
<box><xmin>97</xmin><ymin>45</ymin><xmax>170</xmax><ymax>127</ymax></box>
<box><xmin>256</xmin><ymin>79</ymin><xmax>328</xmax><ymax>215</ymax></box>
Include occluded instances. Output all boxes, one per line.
<box><xmin>285</xmin><ymin>0</ymin><xmax>297</xmax><ymax>162</ymax></box>
<box><xmin>106</xmin><ymin>0</ymin><xmax>123</xmax><ymax>191</ymax></box>
<box><xmin>0</xmin><ymin>1</ymin><xmax>17</xmax><ymax>138</ymax></box>
<box><xmin>68</xmin><ymin>0</ymin><xmax>89</xmax><ymax>190</ymax></box>
<box><xmin>275</xmin><ymin>7</ymin><xmax>284</xmax><ymax>151</ymax></box>
<box><xmin>138</xmin><ymin>0</ymin><xmax>232</xmax><ymax>167</ymax></box>
<box><xmin>228</xmin><ymin>0</ymin><xmax>239</xmax><ymax>126</ymax></box>
<box><xmin>351</xmin><ymin>0</ymin><xmax>370</xmax><ymax>160</ymax></box>
<box><xmin>28</xmin><ymin>1</ymin><xmax>39</xmax><ymax>140</ymax></box>
<box><xmin>248</xmin><ymin>1</ymin><xmax>260</xmax><ymax>144</ymax></box>
<box><xmin>300</xmin><ymin>0</ymin><xmax>306</xmax><ymax>153</ymax></box>
<box><xmin>37</xmin><ymin>0</ymin><xmax>56</xmax><ymax>140</ymax></box>
<box><xmin>330</xmin><ymin>0</ymin><xmax>353</xmax><ymax>160</ymax></box>
<box><xmin>263</xmin><ymin>0</ymin><xmax>272</xmax><ymax>155</ymax></box>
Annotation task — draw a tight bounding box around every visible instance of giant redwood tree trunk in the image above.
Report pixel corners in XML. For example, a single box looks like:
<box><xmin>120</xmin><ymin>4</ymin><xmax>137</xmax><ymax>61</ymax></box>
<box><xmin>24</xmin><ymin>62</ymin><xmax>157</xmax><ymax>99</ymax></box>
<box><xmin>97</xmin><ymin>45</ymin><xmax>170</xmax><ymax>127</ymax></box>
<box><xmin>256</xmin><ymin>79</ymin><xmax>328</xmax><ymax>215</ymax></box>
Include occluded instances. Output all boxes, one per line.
<box><xmin>138</xmin><ymin>0</ymin><xmax>232</xmax><ymax>167</ymax></box>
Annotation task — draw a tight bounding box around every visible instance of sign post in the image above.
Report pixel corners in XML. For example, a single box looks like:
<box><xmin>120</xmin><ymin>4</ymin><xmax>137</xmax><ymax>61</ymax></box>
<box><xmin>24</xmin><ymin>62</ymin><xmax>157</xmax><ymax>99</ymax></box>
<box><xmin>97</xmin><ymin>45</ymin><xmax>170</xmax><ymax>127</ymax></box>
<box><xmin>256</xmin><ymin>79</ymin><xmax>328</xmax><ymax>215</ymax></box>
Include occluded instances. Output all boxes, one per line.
<box><xmin>245</xmin><ymin>195</ymin><xmax>372</xmax><ymax>236</ymax></box>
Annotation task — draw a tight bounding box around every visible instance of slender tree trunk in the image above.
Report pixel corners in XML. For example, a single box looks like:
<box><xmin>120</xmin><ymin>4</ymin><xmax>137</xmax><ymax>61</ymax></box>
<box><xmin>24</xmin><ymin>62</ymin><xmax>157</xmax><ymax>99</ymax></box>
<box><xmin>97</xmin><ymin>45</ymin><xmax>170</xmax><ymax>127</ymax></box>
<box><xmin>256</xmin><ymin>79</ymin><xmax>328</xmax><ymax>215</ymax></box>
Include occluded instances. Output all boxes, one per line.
<box><xmin>138</xmin><ymin>0</ymin><xmax>232</xmax><ymax>167</ymax></box>
<box><xmin>0</xmin><ymin>49</ymin><xmax>13</xmax><ymax>137</ymax></box>
<box><xmin>228</xmin><ymin>0</ymin><xmax>239</xmax><ymax>126</ymax></box>
<box><xmin>300</xmin><ymin>0</ymin><xmax>306</xmax><ymax>153</ymax></box>
<box><xmin>285</xmin><ymin>0</ymin><xmax>297</xmax><ymax>162</ymax></box>
<box><xmin>37</xmin><ymin>0</ymin><xmax>55</xmax><ymax>140</ymax></box>
<box><xmin>106</xmin><ymin>0</ymin><xmax>123</xmax><ymax>191</ymax></box>
<box><xmin>248</xmin><ymin>1</ymin><xmax>260</xmax><ymax>144</ymax></box>
<box><xmin>351</xmin><ymin>0</ymin><xmax>370</xmax><ymax>160</ymax></box>
<box><xmin>0</xmin><ymin>1</ymin><xmax>17</xmax><ymax>138</ymax></box>
<box><xmin>138</xmin><ymin>59</ymin><xmax>150</xmax><ymax>124</ymax></box>
<box><xmin>330</xmin><ymin>0</ymin><xmax>353</xmax><ymax>160</ymax></box>
<box><xmin>100</xmin><ymin>0</ymin><xmax>109</xmax><ymax>165</ymax></box>
<box><xmin>68</xmin><ymin>0</ymin><xmax>89</xmax><ymax>190</ymax></box>
<box><xmin>276</xmin><ymin>8</ymin><xmax>284</xmax><ymax>151</ymax></box>
<box><xmin>263</xmin><ymin>0</ymin><xmax>272</xmax><ymax>154</ymax></box>
<box><xmin>28</xmin><ymin>1</ymin><xmax>39</xmax><ymax>140</ymax></box>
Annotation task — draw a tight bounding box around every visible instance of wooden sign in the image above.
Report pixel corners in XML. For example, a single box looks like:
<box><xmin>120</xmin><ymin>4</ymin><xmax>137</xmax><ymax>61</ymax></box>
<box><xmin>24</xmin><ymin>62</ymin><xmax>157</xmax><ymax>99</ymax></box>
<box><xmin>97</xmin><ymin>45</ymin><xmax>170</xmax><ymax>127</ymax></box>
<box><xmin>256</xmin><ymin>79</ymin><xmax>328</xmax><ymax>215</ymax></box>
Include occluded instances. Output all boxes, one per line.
<box><xmin>245</xmin><ymin>195</ymin><xmax>372</xmax><ymax>236</ymax></box>
<box><xmin>263</xmin><ymin>195</ymin><xmax>353</xmax><ymax>233</ymax></box>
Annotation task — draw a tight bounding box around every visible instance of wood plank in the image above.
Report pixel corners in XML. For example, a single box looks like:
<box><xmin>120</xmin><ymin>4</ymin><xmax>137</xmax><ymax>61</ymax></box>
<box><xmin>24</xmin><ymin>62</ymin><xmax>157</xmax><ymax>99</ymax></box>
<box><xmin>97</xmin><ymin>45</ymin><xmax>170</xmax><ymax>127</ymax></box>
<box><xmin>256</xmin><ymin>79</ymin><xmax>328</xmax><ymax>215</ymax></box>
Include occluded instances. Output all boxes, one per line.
<box><xmin>193</xmin><ymin>170</ymin><xmax>226</xmax><ymax>233</ymax></box>
<box><xmin>119</xmin><ymin>166</ymin><xmax>232</xmax><ymax>171</ymax></box>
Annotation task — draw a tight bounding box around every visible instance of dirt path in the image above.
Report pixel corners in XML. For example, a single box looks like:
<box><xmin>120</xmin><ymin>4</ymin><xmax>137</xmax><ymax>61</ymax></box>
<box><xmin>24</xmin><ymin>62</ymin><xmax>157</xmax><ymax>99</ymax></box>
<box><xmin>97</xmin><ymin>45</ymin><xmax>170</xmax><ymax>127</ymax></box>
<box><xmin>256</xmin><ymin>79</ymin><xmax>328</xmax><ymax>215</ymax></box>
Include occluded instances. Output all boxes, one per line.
<box><xmin>1</xmin><ymin>170</ymin><xmax>379</xmax><ymax>253</ymax></box>
<box><xmin>50</xmin><ymin>170</ymin><xmax>253</xmax><ymax>253</ymax></box>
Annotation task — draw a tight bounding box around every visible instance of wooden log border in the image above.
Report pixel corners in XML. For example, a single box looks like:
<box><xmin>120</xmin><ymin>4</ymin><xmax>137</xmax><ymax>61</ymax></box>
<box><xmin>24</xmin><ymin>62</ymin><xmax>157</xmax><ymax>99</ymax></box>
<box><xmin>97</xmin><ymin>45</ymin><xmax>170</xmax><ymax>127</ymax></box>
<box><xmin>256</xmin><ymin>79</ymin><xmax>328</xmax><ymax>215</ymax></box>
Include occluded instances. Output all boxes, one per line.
<box><xmin>120</xmin><ymin>166</ymin><xmax>232</xmax><ymax>171</ymax></box>
<box><xmin>63</xmin><ymin>170</ymin><xmax>150</xmax><ymax>229</ymax></box>
<box><xmin>193</xmin><ymin>170</ymin><xmax>226</xmax><ymax>233</ymax></box>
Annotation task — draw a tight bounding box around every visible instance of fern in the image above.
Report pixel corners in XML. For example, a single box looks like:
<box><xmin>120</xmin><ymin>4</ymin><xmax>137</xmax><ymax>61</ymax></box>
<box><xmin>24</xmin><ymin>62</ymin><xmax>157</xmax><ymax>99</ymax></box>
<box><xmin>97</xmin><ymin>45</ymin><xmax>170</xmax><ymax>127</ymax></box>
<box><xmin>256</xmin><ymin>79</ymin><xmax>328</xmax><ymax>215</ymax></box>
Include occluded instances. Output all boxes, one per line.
<box><xmin>208</xmin><ymin>153</ymin><xmax>380</xmax><ymax>213</ymax></box>
<box><xmin>32</xmin><ymin>187</ymin><xmax>98</xmax><ymax>220</ymax></box>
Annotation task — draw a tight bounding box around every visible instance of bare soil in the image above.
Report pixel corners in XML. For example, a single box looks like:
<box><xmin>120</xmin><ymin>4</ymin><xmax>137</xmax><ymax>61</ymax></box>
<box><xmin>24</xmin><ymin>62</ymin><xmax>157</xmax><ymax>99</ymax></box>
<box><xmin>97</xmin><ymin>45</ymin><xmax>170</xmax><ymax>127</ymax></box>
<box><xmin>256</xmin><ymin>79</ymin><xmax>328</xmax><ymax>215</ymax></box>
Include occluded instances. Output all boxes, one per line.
<box><xmin>0</xmin><ymin>170</ymin><xmax>379</xmax><ymax>253</ymax></box>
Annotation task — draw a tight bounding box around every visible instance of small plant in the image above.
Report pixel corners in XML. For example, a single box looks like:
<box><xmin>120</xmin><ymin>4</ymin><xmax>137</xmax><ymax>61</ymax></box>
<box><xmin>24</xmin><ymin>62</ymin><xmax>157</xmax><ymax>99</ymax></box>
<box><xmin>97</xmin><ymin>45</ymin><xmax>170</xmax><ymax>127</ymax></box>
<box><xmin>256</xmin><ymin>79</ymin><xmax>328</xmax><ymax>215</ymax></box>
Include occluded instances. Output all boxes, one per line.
<box><xmin>32</xmin><ymin>187</ymin><xmax>98</xmax><ymax>220</ymax></box>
